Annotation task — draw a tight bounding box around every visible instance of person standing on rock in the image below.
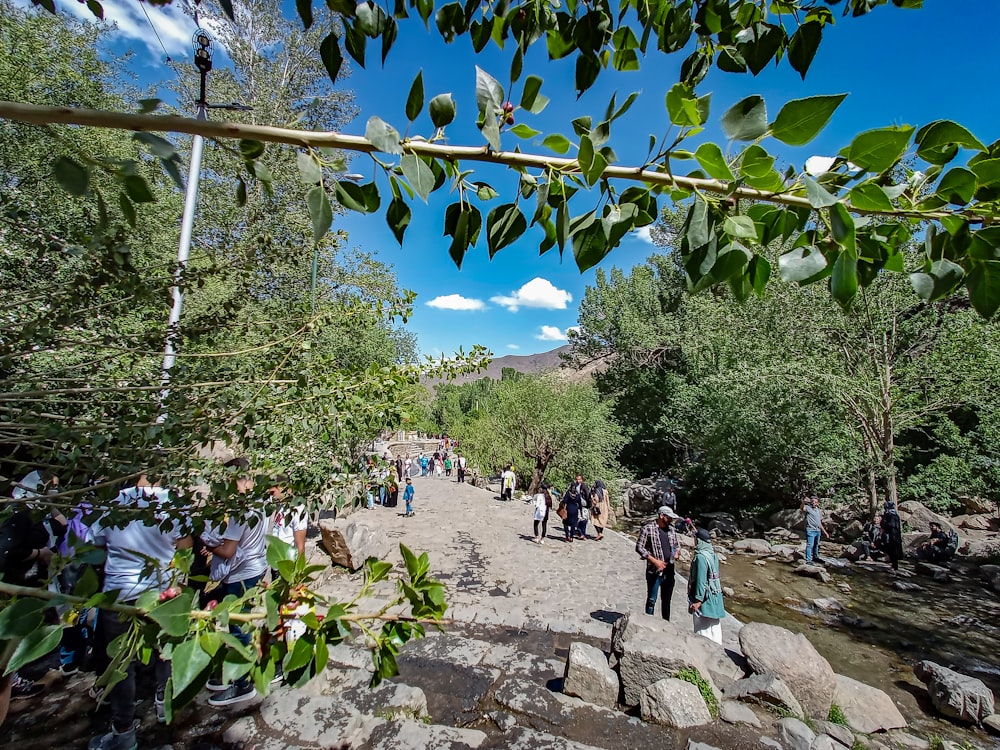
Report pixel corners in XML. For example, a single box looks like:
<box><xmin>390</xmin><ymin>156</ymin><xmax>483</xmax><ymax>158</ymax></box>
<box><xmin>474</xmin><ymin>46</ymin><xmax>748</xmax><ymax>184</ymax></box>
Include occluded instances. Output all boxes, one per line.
<box><xmin>800</xmin><ymin>496</ymin><xmax>828</xmax><ymax>564</ymax></box>
<box><xmin>532</xmin><ymin>484</ymin><xmax>551</xmax><ymax>543</ymax></box>
<box><xmin>590</xmin><ymin>479</ymin><xmax>613</xmax><ymax>541</ymax></box>
<box><xmin>880</xmin><ymin>500</ymin><xmax>904</xmax><ymax>571</ymax></box>
<box><xmin>688</xmin><ymin>528</ymin><xmax>725</xmax><ymax>645</ymax></box>
<box><xmin>635</xmin><ymin>505</ymin><xmax>680</xmax><ymax>620</ymax></box>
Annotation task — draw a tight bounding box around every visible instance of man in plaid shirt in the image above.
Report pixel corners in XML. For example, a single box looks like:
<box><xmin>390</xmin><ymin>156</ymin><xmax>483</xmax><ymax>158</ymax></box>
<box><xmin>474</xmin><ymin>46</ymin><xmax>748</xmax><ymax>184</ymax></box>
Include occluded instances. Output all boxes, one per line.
<box><xmin>635</xmin><ymin>505</ymin><xmax>681</xmax><ymax>620</ymax></box>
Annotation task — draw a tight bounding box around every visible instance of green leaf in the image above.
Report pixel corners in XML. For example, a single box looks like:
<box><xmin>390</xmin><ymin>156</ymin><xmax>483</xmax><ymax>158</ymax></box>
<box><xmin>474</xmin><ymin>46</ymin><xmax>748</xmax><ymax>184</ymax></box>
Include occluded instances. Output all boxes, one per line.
<box><xmin>779</xmin><ymin>246</ymin><xmax>828</xmax><ymax>283</ymax></box>
<box><xmin>694</xmin><ymin>143</ymin><xmax>734</xmax><ymax>181</ymax></box>
<box><xmin>364</xmin><ymin>116</ymin><xmax>402</xmax><ymax>155</ymax></box>
<box><xmin>240</xmin><ymin>139</ymin><xmax>265</xmax><ymax>160</ymax></box>
<box><xmin>724</xmin><ymin>215</ymin><xmax>757</xmax><ymax>240</ymax></box>
<box><xmin>910</xmin><ymin>259</ymin><xmax>964</xmax><ymax>301</ymax></box>
<box><xmin>915</xmin><ymin>120</ymin><xmax>985</xmax><ymax>165</ymax></box>
<box><xmin>405</xmin><ymin>70</ymin><xmax>424</xmax><ymax>122</ymax></box>
<box><xmin>171</xmin><ymin>638</ymin><xmax>212</xmax><ymax>697</ymax></box>
<box><xmin>319</xmin><ymin>33</ymin><xmax>343</xmax><ymax>84</ymax></box>
<box><xmin>802</xmin><ymin>175</ymin><xmax>840</xmax><ymax>208</ymax></box>
<box><xmin>133</xmin><ymin>132</ymin><xmax>177</xmax><ymax>160</ymax></box>
<box><xmin>849</xmin><ymin>182</ymin><xmax>894</xmax><ymax>211</ymax></box>
<box><xmin>119</xmin><ymin>192</ymin><xmax>136</xmax><ymax>227</ymax></box>
<box><xmin>122</xmin><ymin>174</ymin><xmax>154</xmax><ymax>203</ymax></box>
<box><xmin>386</xmin><ymin>196</ymin><xmax>411</xmax><ymax>245</ymax></box>
<box><xmin>306</xmin><ymin>186</ymin><xmax>333</xmax><ymax>242</ymax></box>
<box><xmin>400</xmin><ymin>154</ymin><xmax>435</xmax><ymax>202</ymax></box>
<box><xmin>770</xmin><ymin>94</ymin><xmax>847</xmax><ymax>147</ymax></box>
<box><xmin>740</xmin><ymin>144</ymin><xmax>775</xmax><ymax>181</ymax></box>
<box><xmin>334</xmin><ymin>181</ymin><xmax>380</xmax><ymax>212</ymax></box>
<box><xmin>510</xmin><ymin>123</ymin><xmax>541</xmax><ymax>139</ymax></box>
<box><xmin>748</xmin><ymin>255</ymin><xmax>772</xmax><ymax>296</ymax></box>
<box><xmin>53</xmin><ymin>156</ymin><xmax>89</xmax><ymax>196</ymax></box>
<box><xmin>542</xmin><ymin>134</ymin><xmax>571</xmax><ymax>155</ymax></box>
<box><xmin>296</xmin><ymin>152</ymin><xmax>322</xmax><ymax>184</ymax></box>
<box><xmin>737</xmin><ymin>22</ymin><xmax>784</xmax><ymax>76</ymax></box>
<box><xmin>721</xmin><ymin>96</ymin><xmax>767</xmax><ymax>142</ymax></box>
<box><xmin>147</xmin><ymin>591</ymin><xmax>194</xmax><ymax>637</ymax></box>
<box><xmin>520</xmin><ymin>75</ymin><xmax>549</xmax><ymax>114</ymax></box>
<box><xmin>842</xmin><ymin>126</ymin><xmax>914</xmax><ymax>173</ymax></box>
<box><xmin>475</xmin><ymin>65</ymin><xmax>504</xmax><ymax>114</ymax></box>
<box><xmin>429</xmin><ymin>94</ymin><xmax>456</xmax><ymax>128</ymax></box>
<box><xmin>935</xmin><ymin>167</ymin><xmax>976</xmax><ymax>206</ymax></box>
<box><xmin>6</xmin><ymin>625</ymin><xmax>61</xmax><ymax>675</ymax></box>
<box><xmin>788</xmin><ymin>21</ymin><xmax>822</xmax><ymax>79</ymax></box>
<box><xmin>0</xmin><ymin>599</ymin><xmax>46</xmax><ymax>639</ymax></box>
<box><xmin>830</xmin><ymin>250</ymin><xmax>858</xmax><ymax>309</ymax></box>
<box><xmin>830</xmin><ymin>203</ymin><xmax>856</xmax><ymax>254</ymax></box>
<box><xmin>486</xmin><ymin>203</ymin><xmax>527</xmax><ymax>258</ymax></box>
<box><xmin>665</xmin><ymin>83</ymin><xmax>702</xmax><ymax>127</ymax></box>
<box><xmin>296</xmin><ymin>0</ymin><xmax>313</xmax><ymax>28</ymax></box>
<box><xmin>236</xmin><ymin>178</ymin><xmax>247</xmax><ymax>207</ymax></box>
<box><xmin>965</xmin><ymin>260</ymin><xmax>1000</xmax><ymax>317</ymax></box>
<box><xmin>474</xmin><ymin>182</ymin><xmax>499</xmax><ymax>201</ymax></box>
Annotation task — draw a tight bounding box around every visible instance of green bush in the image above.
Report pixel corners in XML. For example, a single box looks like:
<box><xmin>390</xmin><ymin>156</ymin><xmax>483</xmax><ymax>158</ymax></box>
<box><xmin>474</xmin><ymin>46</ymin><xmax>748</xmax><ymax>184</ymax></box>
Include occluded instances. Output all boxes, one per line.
<box><xmin>827</xmin><ymin>703</ymin><xmax>848</xmax><ymax>726</ymax></box>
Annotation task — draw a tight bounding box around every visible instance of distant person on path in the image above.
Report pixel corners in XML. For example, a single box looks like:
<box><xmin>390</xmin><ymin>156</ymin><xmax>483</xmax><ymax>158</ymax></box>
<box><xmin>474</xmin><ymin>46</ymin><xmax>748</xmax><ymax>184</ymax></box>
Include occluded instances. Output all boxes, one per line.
<box><xmin>688</xmin><ymin>528</ymin><xmax>725</xmax><ymax>645</ymax></box>
<box><xmin>434</xmin><ymin>455</ymin><xmax>445</xmax><ymax>479</ymax></box>
<box><xmin>565</xmin><ymin>476</ymin><xmax>590</xmax><ymax>540</ymax></box>
<box><xmin>395</xmin><ymin>455</ymin><xmax>403</xmax><ymax>482</ymax></box>
<box><xmin>444</xmin><ymin>455</ymin><xmax>452</xmax><ymax>477</ymax></box>
<box><xmin>635</xmin><ymin>505</ymin><xmax>680</xmax><ymax>620</ymax></box>
<box><xmin>501</xmin><ymin>466</ymin><xmax>516</xmax><ymax>501</ymax></box>
<box><xmin>456</xmin><ymin>453</ymin><xmax>467</xmax><ymax>483</ymax></box>
<box><xmin>879</xmin><ymin>500</ymin><xmax>904</xmax><ymax>570</ymax></box>
<box><xmin>419</xmin><ymin>454</ymin><xmax>429</xmax><ymax>476</ymax></box>
<box><xmin>800</xmin><ymin>496</ymin><xmax>828</xmax><ymax>563</ymax></box>
<box><xmin>532</xmin><ymin>485</ymin><xmax>552</xmax><ymax>544</ymax></box>
<box><xmin>88</xmin><ymin>471</ymin><xmax>191</xmax><ymax>748</ymax></box>
<box><xmin>403</xmin><ymin>478</ymin><xmax>415</xmax><ymax>517</ymax></box>
<box><xmin>590</xmin><ymin>479</ymin><xmax>613</xmax><ymax>540</ymax></box>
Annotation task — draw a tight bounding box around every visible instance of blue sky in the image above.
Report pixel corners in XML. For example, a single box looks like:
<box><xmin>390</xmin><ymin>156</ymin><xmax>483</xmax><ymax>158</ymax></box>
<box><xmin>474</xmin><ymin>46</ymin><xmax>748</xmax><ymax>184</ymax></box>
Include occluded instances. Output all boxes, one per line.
<box><xmin>36</xmin><ymin>0</ymin><xmax>1000</xmax><ymax>358</ymax></box>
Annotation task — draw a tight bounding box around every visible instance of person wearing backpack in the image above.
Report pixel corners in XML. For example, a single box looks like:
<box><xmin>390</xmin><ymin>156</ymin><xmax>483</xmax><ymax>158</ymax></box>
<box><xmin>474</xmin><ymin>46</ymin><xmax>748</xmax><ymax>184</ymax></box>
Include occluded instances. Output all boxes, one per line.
<box><xmin>879</xmin><ymin>501</ymin><xmax>904</xmax><ymax>571</ymax></box>
<box><xmin>916</xmin><ymin>521</ymin><xmax>956</xmax><ymax>563</ymax></box>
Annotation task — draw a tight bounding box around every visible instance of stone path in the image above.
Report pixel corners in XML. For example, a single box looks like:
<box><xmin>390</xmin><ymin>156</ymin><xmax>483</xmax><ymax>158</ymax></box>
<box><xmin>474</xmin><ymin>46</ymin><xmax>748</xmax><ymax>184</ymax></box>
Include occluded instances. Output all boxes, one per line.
<box><xmin>313</xmin><ymin>473</ymin><xmax>740</xmax><ymax>650</ymax></box>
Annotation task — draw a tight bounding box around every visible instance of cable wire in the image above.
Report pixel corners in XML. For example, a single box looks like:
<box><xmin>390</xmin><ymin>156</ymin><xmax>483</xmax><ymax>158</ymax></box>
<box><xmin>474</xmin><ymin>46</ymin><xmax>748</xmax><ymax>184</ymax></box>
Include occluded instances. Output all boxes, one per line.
<box><xmin>138</xmin><ymin>1</ymin><xmax>198</xmax><ymax>107</ymax></box>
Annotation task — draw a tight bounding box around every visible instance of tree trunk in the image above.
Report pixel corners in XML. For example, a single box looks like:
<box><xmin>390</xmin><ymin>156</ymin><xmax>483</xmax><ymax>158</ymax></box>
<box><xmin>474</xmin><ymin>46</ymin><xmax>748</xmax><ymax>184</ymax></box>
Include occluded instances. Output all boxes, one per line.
<box><xmin>528</xmin><ymin>457</ymin><xmax>549</xmax><ymax>495</ymax></box>
<box><xmin>865</xmin><ymin>465</ymin><xmax>880</xmax><ymax>518</ymax></box>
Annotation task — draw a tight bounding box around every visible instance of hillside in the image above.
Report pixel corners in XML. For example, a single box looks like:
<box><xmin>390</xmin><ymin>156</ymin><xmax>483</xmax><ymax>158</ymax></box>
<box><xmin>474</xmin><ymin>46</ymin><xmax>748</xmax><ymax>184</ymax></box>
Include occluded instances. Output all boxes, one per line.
<box><xmin>427</xmin><ymin>344</ymin><xmax>607</xmax><ymax>387</ymax></box>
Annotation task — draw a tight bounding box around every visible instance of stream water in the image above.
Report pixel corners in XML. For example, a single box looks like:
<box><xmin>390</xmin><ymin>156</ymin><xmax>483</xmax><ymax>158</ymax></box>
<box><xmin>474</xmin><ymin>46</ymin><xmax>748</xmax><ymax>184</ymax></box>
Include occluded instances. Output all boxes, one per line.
<box><xmin>685</xmin><ymin>549</ymin><xmax>1000</xmax><ymax>748</ymax></box>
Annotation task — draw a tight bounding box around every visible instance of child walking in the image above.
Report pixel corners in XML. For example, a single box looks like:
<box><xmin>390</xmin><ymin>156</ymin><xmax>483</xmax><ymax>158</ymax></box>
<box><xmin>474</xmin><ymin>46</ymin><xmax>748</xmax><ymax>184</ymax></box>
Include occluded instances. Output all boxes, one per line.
<box><xmin>403</xmin><ymin>477</ymin><xmax>415</xmax><ymax>517</ymax></box>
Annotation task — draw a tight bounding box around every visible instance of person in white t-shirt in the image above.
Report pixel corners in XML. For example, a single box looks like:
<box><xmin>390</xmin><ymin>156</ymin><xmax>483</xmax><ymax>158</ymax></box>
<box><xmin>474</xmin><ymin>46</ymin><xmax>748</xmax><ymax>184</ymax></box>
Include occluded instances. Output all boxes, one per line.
<box><xmin>201</xmin><ymin>458</ymin><xmax>268</xmax><ymax>708</ymax></box>
<box><xmin>269</xmin><ymin>475</ymin><xmax>307</xmax><ymax>560</ymax></box>
<box><xmin>88</xmin><ymin>473</ymin><xmax>191</xmax><ymax>749</ymax></box>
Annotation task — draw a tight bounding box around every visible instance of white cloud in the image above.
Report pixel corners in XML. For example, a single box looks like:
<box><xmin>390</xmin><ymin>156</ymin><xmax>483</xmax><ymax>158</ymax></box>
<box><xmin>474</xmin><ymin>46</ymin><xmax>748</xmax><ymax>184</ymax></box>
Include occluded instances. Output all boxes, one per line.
<box><xmin>506</xmin><ymin>344</ymin><xmax>520</xmax><ymax>350</ymax></box>
<box><xmin>57</xmin><ymin>0</ymin><xmax>196</xmax><ymax>60</ymax></box>
<box><xmin>490</xmin><ymin>277</ymin><xmax>572</xmax><ymax>312</ymax></box>
<box><xmin>633</xmin><ymin>226</ymin><xmax>655</xmax><ymax>244</ymax></box>
<box><xmin>536</xmin><ymin>326</ymin><xmax>568</xmax><ymax>341</ymax></box>
<box><xmin>426</xmin><ymin>294</ymin><xmax>486</xmax><ymax>311</ymax></box>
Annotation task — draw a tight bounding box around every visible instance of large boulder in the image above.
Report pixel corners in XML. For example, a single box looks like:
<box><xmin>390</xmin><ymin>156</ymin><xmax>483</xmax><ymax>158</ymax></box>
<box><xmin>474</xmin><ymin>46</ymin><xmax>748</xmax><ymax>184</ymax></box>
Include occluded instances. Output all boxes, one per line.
<box><xmin>738</xmin><ymin>622</ymin><xmax>836</xmax><ymax>717</ymax></box>
<box><xmin>832</xmin><ymin>674</ymin><xmax>907</xmax><ymax>733</ymax></box>
<box><xmin>724</xmin><ymin>674</ymin><xmax>803</xmax><ymax>717</ymax></box>
<box><xmin>718</xmin><ymin>700</ymin><xmax>761</xmax><ymax>727</ymax></box>
<box><xmin>913</xmin><ymin>661</ymin><xmax>995</xmax><ymax>723</ymax></box>
<box><xmin>562</xmin><ymin>642</ymin><xmax>618</xmax><ymax>709</ymax></box>
<box><xmin>612</xmin><ymin>611</ymin><xmax>744</xmax><ymax>706</ymax></box>
<box><xmin>640</xmin><ymin>678</ymin><xmax>713</xmax><ymax>728</ymax></box>
<box><xmin>734</xmin><ymin>538</ymin><xmax>774</xmax><ymax>555</ymax></box>
<box><xmin>319</xmin><ymin>520</ymin><xmax>391</xmax><ymax>571</ymax></box>
<box><xmin>624</xmin><ymin>478</ymin><xmax>672</xmax><ymax>518</ymax></box>
<box><xmin>897</xmin><ymin>501</ymin><xmax>959</xmax><ymax>537</ymax></box>
<box><xmin>702</xmin><ymin>512</ymin><xmax>739</xmax><ymax>537</ymax></box>
<box><xmin>960</xmin><ymin>537</ymin><xmax>1000</xmax><ymax>561</ymax></box>
<box><xmin>952</xmin><ymin>514</ymin><xmax>996</xmax><ymax>532</ymax></box>
<box><xmin>913</xmin><ymin>561</ymin><xmax>951</xmax><ymax>582</ymax></box>
<box><xmin>959</xmin><ymin>495</ymin><xmax>997</xmax><ymax>516</ymax></box>
<box><xmin>776</xmin><ymin>717</ymin><xmax>815</xmax><ymax>750</ymax></box>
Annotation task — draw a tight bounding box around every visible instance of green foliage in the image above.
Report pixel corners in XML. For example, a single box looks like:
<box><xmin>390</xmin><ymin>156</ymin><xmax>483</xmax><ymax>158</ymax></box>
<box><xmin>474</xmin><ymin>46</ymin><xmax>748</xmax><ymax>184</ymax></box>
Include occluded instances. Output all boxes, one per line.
<box><xmin>675</xmin><ymin>667</ymin><xmax>718</xmax><ymax>718</ymax></box>
<box><xmin>827</xmin><ymin>703</ymin><xmax>848</xmax><ymax>726</ymax></box>
<box><xmin>435</xmin><ymin>374</ymin><xmax>624</xmax><ymax>493</ymax></box>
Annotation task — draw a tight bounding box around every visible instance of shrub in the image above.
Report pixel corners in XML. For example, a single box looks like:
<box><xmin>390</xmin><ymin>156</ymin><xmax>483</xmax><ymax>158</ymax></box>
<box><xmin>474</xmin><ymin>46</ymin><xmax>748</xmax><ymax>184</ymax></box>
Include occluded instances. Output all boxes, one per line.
<box><xmin>675</xmin><ymin>667</ymin><xmax>719</xmax><ymax>718</ymax></box>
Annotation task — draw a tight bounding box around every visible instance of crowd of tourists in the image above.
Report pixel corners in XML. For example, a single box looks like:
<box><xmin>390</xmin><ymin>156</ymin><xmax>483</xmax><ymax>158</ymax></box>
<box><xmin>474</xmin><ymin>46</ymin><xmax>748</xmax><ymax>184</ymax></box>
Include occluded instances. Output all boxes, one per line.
<box><xmin>0</xmin><ymin>459</ymin><xmax>309</xmax><ymax>750</ymax></box>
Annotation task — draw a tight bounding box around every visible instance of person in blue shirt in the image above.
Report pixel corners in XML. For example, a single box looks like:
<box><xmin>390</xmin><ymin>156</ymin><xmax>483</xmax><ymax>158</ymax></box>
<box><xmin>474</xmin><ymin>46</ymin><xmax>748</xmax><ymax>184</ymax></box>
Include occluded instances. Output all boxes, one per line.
<box><xmin>419</xmin><ymin>455</ymin><xmax>429</xmax><ymax>476</ymax></box>
<box><xmin>403</xmin><ymin>477</ymin><xmax>415</xmax><ymax>517</ymax></box>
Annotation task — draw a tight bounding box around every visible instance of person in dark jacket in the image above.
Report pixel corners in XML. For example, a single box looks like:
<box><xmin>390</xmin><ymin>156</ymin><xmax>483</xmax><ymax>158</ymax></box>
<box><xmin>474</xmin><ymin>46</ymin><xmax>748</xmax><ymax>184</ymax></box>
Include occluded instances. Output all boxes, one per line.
<box><xmin>564</xmin><ymin>476</ymin><xmax>590</xmax><ymax>540</ymax></box>
<box><xmin>880</xmin><ymin>500</ymin><xmax>904</xmax><ymax>570</ymax></box>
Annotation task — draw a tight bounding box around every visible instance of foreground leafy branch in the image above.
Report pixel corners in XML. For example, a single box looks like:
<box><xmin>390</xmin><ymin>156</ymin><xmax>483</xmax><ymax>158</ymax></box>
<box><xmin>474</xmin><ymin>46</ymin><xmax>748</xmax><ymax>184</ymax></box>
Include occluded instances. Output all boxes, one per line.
<box><xmin>0</xmin><ymin>541</ymin><xmax>447</xmax><ymax>721</ymax></box>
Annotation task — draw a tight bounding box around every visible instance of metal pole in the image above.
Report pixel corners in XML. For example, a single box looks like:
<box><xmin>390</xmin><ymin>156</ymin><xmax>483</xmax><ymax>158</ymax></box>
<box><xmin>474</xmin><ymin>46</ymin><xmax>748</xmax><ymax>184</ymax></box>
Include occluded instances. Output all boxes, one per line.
<box><xmin>160</xmin><ymin>98</ymin><xmax>207</xmax><ymax>394</ymax></box>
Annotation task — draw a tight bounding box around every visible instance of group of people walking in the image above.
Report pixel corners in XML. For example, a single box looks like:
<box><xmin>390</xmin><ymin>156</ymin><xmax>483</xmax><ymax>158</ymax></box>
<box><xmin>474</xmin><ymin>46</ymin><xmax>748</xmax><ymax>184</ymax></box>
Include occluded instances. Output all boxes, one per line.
<box><xmin>525</xmin><ymin>475</ymin><xmax>615</xmax><ymax>545</ymax></box>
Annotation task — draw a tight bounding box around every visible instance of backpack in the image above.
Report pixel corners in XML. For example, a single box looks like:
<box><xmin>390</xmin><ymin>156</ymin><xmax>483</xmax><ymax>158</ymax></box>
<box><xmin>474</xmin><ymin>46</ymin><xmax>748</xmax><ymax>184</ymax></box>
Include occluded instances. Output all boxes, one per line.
<box><xmin>944</xmin><ymin>528</ymin><xmax>959</xmax><ymax>556</ymax></box>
